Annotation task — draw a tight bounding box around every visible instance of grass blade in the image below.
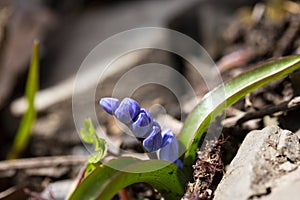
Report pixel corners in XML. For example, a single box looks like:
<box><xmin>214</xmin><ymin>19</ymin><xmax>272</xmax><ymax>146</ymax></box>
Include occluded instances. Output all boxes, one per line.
<box><xmin>7</xmin><ymin>40</ymin><xmax>39</xmax><ymax>159</ymax></box>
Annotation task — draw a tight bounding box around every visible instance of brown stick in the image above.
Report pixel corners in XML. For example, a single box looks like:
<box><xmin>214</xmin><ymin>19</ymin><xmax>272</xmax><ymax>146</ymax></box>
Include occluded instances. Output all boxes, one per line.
<box><xmin>237</xmin><ymin>96</ymin><xmax>300</xmax><ymax>125</ymax></box>
<box><xmin>0</xmin><ymin>155</ymin><xmax>87</xmax><ymax>171</ymax></box>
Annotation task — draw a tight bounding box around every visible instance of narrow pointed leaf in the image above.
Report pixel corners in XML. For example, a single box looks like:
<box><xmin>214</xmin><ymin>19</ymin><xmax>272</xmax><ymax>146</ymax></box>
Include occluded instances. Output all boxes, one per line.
<box><xmin>7</xmin><ymin>40</ymin><xmax>39</xmax><ymax>159</ymax></box>
<box><xmin>179</xmin><ymin>55</ymin><xmax>300</xmax><ymax>175</ymax></box>
<box><xmin>68</xmin><ymin>157</ymin><xmax>187</xmax><ymax>200</ymax></box>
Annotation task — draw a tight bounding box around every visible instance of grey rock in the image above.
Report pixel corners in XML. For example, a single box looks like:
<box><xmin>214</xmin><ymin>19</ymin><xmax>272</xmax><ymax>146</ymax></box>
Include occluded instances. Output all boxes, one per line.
<box><xmin>259</xmin><ymin>167</ymin><xmax>300</xmax><ymax>200</ymax></box>
<box><xmin>213</xmin><ymin>126</ymin><xmax>300</xmax><ymax>200</ymax></box>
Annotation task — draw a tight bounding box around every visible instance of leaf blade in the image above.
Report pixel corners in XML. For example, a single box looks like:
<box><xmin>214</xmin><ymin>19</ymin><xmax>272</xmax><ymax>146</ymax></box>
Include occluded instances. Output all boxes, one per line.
<box><xmin>179</xmin><ymin>55</ymin><xmax>300</xmax><ymax>174</ymax></box>
<box><xmin>68</xmin><ymin>157</ymin><xmax>187</xmax><ymax>200</ymax></box>
<box><xmin>7</xmin><ymin>40</ymin><xmax>39</xmax><ymax>159</ymax></box>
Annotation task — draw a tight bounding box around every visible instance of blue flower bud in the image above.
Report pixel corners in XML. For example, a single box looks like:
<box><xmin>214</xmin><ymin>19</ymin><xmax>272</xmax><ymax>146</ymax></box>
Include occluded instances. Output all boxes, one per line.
<box><xmin>152</xmin><ymin>119</ymin><xmax>161</xmax><ymax>129</ymax></box>
<box><xmin>114</xmin><ymin>98</ymin><xmax>140</xmax><ymax>124</ymax></box>
<box><xmin>130</xmin><ymin>109</ymin><xmax>153</xmax><ymax>138</ymax></box>
<box><xmin>161</xmin><ymin>129</ymin><xmax>175</xmax><ymax>148</ymax></box>
<box><xmin>143</xmin><ymin>125</ymin><xmax>162</xmax><ymax>152</ymax></box>
<box><xmin>174</xmin><ymin>160</ymin><xmax>183</xmax><ymax>168</ymax></box>
<box><xmin>99</xmin><ymin>97</ymin><xmax>120</xmax><ymax>115</ymax></box>
<box><xmin>159</xmin><ymin>136</ymin><xmax>179</xmax><ymax>162</ymax></box>
<box><xmin>100</xmin><ymin>97</ymin><xmax>181</xmax><ymax>164</ymax></box>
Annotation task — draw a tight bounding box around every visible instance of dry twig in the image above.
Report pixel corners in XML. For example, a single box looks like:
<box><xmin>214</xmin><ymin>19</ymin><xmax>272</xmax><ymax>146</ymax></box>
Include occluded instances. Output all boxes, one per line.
<box><xmin>0</xmin><ymin>155</ymin><xmax>87</xmax><ymax>178</ymax></box>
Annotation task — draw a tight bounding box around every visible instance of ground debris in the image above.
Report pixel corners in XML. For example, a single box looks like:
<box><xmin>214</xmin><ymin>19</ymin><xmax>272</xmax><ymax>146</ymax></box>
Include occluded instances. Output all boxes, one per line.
<box><xmin>182</xmin><ymin>139</ymin><xmax>224</xmax><ymax>200</ymax></box>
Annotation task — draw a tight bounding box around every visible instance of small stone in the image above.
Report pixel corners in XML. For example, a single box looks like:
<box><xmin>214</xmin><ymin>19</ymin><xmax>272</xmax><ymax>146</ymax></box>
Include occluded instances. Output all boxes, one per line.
<box><xmin>213</xmin><ymin>126</ymin><xmax>300</xmax><ymax>200</ymax></box>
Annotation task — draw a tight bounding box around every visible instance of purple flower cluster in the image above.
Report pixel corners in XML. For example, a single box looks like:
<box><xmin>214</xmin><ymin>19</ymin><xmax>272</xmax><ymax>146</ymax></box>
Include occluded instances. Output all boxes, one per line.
<box><xmin>100</xmin><ymin>97</ymin><xmax>182</xmax><ymax>167</ymax></box>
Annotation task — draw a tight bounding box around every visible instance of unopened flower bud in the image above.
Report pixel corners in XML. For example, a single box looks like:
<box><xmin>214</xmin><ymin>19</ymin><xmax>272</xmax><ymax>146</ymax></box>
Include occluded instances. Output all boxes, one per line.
<box><xmin>174</xmin><ymin>159</ymin><xmax>183</xmax><ymax>168</ymax></box>
<box><xmin>143</xmin><ymin>125</ymin><xmax>162</xmax><ymax>152</ymax></box>
<box><xmin>161</xmin><ymin>129</ymin><xmax>175</xmax><ymax>148</ymax></box>
<box><xmin>159</xmin><ymin>135</ymin><xmax>179</xmax><ymax>163</ymax></box>
<box><xmin>130</xmin><ymin>109</ymin><xmax>153</xmax><ymax>138</ymax></box>
<box><xmin>99</xmin><ymin>97</ymin><xmax>120</xmax><ymax>115</ymax></box>
<box><xmin>114</xmin><ymin>98</ymin><xmax>140</xmax><ymax>124</ymax></box>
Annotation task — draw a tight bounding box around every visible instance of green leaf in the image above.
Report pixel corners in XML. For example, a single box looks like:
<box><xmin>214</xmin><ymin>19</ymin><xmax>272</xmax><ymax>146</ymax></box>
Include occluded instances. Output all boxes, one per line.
<box><xmin>88</xmin><ymin>153</ymin><xmax>104</xmax><ymax>164</ymax></box>
<box><xmin>179</xmin><ymin>55</ymin><xmax>300</xmax><ymax>175</ymax></box>
<box><xmin>85</xmin><ymin>162</ymin><xmax>97</xmax><ymax>176</ymax></box>
<box><xmin>80</xmin><ymin>118</ymin><xmax>107</xmax><ymax>163</ymax></box>
<box><xmin>7</xmin><ymin>40</ymin><xmax>39</xmax><ymax>159</ymax></box>
<box><xmin>80</xmin><ymin>118</ymin><xmax>108</xmax><ymax>177</ymax></box>
<box><xmin>81</xmin><ymin>118</ymin><xmax>97</xmax><ymax>144</ymax></box>
<box><xmin>68</xmin><ymin>157</ymin><xmax>187</xmax><ymax>200</ymax></box>
<box><xmin>94</xmin><ymin>138</ymin><xmax>107</xmax><ymax>154</ymax></box>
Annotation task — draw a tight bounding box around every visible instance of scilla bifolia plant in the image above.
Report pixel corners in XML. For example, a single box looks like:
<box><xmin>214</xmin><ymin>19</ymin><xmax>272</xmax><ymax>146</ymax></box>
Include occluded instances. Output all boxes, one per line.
<box><xmin>68</xmin><ymin>55</ymin><xmax>300</xmax><ymax>200</ymax></box>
